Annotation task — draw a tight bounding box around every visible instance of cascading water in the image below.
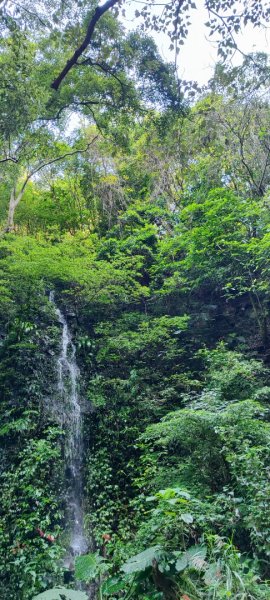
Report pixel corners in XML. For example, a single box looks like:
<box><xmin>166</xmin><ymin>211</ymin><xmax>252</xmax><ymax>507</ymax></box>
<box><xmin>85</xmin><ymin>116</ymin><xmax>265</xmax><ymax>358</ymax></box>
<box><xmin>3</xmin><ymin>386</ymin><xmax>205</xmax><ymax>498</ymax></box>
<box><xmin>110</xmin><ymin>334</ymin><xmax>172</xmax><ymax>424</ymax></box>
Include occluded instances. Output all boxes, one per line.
<box><xmin>50</xmin><ymin>291</ymin><xmax>88</xmax><ymax>562</ymax></box>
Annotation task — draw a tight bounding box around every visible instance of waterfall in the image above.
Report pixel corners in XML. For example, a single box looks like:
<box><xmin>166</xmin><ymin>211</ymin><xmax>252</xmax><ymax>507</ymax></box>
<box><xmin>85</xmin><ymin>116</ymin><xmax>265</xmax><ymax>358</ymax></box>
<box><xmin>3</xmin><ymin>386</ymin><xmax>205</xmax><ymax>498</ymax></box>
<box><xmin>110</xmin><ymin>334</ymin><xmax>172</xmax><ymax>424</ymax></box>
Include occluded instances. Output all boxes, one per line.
<box><xmin>50</xmin><ymin>291</ymin><xmax>88</xmax><ymax>560</ymax></box>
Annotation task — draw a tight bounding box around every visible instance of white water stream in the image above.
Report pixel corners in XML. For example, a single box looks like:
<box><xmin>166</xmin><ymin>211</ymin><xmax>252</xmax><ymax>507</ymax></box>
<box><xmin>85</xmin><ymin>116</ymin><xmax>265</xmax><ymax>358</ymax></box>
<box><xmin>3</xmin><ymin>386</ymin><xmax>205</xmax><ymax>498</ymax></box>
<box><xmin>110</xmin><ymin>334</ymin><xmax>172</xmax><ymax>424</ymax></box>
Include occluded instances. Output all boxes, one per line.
<box><xmin>50</xmin><ymin>292</ymin><xmax>88</xmax><ymax>560</ymax></box>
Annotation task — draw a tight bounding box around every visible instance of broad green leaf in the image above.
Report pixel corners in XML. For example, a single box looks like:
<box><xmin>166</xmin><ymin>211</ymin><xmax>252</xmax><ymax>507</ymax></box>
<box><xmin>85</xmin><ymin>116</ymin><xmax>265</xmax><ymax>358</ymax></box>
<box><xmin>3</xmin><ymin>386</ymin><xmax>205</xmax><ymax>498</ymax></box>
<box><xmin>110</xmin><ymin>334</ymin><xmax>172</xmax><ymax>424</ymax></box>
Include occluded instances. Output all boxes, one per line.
<box><xmin>175</xmin><ymin>545</ymin><xmax>207</xmax><ymax>573</ymax></box>
<box><xmin>157</xmin><ymin>488</ymin><xmax>178</xmax><ymax>499</ymax></box>
<box><xmin>175</xmin><ymin>554</ymin><xmax>188</xmax><ymax>572</ymax></box>
<box><xmin>186</xmin><ymin>545</ymin><xmax>207</xmax><ymax>569</ymax></box>
<box><xmin>101</xmin><ymin>576</ymin><xmax>127</xmax><ymax>595</ymax></box>
<box><xmin>181</xmin><ymin>513</ymin><xmax>193</xmax><ymax>524</ymax></box>
<box><xmin>121</xmin><ymin>545</ymin><xmax>162</xmax><ymax>574</ymax></box>
<box><xmin>75</xmin><ymin>553</ymin><xmax>105</xmax><ymax>582</ymax></box>
<box><xmin>173</xmin><ymin>489</ymin><xmax>191</xmax><ymax>499</ymax></box>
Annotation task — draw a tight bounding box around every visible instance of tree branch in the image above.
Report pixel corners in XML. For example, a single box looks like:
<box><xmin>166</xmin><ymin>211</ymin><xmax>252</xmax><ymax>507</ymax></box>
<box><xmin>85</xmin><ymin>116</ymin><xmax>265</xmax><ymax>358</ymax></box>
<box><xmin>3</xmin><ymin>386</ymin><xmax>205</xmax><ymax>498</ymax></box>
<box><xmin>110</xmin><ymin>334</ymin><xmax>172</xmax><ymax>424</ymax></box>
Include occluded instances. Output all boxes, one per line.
<box><xmin>51</xmin><ymin>0</ymin><xmax>120</xmax><ymax>90</ymax></box>
<box><xmin>24</xmin><ymin>137</ymin><xmax>99</xmax><ymax>186</ymax></box>
<box><xmin>43</xmin><ymin>100</ymin><xmax>102</xmax><ymax>121</ymax></box>
<box><xmin>0</xmin><ymin>156</ymin><xmax>18</xmax><ymax>164</ymax></box>
<box><xmin>79</xmin><ymin>58</ymin><xmax>128</xmax><ymax>91</ymax></box>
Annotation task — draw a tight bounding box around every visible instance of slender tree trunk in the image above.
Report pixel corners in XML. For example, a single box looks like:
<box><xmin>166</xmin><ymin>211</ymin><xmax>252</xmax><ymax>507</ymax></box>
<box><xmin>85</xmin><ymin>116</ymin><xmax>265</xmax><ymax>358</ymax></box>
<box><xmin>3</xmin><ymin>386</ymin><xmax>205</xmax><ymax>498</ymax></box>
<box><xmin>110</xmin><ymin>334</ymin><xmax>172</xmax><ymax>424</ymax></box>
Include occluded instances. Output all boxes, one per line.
<box><xmin>249</xmin><ymin>291</ymin><xmax>269</xmax><ymax>349</ymax></box>
<box><xmin>5</xmin><ymin>187</ymin><xmax>24</xmax><ymax>232</ymax></box>
<box><xmin>6</xmin><ymin>189</ymin><xmax>17</xmax><ymax>232</ymax></box>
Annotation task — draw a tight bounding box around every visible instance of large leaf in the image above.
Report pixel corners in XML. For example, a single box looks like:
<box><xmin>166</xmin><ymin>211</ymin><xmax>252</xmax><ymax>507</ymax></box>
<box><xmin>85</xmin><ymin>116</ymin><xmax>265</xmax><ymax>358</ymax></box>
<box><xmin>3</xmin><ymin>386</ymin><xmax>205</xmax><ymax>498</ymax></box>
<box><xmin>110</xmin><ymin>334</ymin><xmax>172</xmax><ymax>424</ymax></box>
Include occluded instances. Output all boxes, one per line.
<box><xmin>101</xmin><ymin>576</ymin><xmax>127</xmax><ymax>595</ymax></box>
<box><xmin>175</xmin><ymin>545</ymin><xmax>207</xmax><ymax>573</ymax></box>
<box><xmin>180</xmin><ymin>513</ymin><xmax>193</xmax><ymax>524</ymax></box>
<box><xmin>175</xmin><ymin>554</ymin><xmax>188</xmax><ymax>572</ymax></box>
<box><xmin>75</xmin><ymin>553</ymin><xmax>105</xmax><ymax>582</ymax></box>
<box><xmin>121</xmin><ymin>545</ymin><xmax>162</xmax><ymax>574</ymax></box>
<box><xmin>186</xmin><ymin>545</ymin><xmax>207</xmax><ymax>569</ymax></box>
<box><xmin>156</xmin><ymin>488</ymin><xmax>190</xmax><ymax>501</ymax></box>
<box><xmin>32</xmin><ymin>588</ymin><xmax>88</xmax><ymax>600</ymax></box>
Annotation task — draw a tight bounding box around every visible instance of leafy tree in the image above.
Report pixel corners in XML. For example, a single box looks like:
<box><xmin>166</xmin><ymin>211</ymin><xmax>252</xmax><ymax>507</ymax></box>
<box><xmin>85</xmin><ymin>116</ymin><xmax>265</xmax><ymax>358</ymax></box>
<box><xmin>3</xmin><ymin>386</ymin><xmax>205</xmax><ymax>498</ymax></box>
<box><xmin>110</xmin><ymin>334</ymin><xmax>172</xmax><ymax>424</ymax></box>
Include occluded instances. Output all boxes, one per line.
<box><xmin>47</xmin><ymin>0</ymin><xmax>270</xmax><ymax>91</ymax></box>
<box><xmin>1</xmin><ymin>9</ymin><xmax>270</xmax><ymax>598</ymax></box>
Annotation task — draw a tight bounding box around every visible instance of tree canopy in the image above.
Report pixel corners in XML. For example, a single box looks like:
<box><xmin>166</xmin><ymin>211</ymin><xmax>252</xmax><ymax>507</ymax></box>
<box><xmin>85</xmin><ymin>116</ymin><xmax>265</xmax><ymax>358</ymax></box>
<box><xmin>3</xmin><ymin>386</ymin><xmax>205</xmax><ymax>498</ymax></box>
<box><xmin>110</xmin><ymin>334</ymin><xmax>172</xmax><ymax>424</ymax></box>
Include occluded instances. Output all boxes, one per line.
<box><xmin>1</xmin><ymin>2</ymin><xmax>270</xmax><ymax>600</ymax></box>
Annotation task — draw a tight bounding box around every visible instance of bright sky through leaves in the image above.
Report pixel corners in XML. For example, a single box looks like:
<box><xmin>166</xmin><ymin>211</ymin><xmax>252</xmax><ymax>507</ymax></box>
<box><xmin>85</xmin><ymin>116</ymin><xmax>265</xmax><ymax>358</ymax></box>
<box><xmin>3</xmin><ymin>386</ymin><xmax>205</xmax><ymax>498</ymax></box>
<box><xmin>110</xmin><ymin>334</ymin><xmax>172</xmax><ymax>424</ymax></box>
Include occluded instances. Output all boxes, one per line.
<box><xmin>122</xmin><ymin>0</ymin><xmax>270</xmax><ymax>84</ymax></box>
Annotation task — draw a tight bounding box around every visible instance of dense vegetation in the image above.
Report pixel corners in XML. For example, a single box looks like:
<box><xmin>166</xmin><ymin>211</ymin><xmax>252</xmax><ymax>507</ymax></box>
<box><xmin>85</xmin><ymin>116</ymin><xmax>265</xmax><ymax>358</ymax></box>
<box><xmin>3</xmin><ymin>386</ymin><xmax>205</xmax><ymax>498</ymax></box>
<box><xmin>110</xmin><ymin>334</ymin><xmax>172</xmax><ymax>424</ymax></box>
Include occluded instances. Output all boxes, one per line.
<box><xmin>1</xmin><ymin>2</ymin><xmax>270</xmax><ymax>599</ymax></box>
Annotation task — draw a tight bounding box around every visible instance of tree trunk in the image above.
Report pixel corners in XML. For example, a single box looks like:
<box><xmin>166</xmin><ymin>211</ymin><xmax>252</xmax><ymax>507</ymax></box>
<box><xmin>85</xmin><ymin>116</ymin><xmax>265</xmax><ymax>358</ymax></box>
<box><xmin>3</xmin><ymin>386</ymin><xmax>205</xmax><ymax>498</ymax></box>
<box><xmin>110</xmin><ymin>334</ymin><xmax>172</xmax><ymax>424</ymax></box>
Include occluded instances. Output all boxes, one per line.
<box><xmin>5</xmin><ymin>188</ymin><xmax>24</xmax><ymax>232</ymax></box>
<box><xmin>6</xmin><ymin>190</ymin><xmax>16</xmax><ymax>232</ymax></box>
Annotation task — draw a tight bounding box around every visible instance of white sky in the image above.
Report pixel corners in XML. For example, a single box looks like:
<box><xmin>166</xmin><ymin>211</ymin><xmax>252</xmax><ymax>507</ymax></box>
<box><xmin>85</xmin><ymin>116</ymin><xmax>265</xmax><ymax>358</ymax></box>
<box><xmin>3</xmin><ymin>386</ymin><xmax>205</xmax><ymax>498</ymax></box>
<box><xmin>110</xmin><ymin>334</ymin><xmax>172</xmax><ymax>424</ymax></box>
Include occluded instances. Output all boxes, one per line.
<box><xmin>122</xmin><ymin>0</ymin><xmax>270</xmax><ymax>85</ymax></box>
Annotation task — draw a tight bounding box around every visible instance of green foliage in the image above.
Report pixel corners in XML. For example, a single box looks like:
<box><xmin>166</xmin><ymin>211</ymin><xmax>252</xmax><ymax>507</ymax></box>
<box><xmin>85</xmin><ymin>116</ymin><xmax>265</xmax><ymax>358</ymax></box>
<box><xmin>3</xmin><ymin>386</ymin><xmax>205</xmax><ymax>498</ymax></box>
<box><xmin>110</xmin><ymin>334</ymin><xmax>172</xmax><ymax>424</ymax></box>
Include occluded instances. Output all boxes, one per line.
<box><xmin>0</xmin><ymin>432</ymin><xmax>64</xmax><ymax>599</ymax></box>
<box><xmin>75</xmin><ymin>552</ymin><xmax>107</xmax><ymax>582</ymax></box>
<box><xmin>141</xmin><ymin>348</ymin><xmax>270</xmax><ymax>563</ymax></box>
<box><xmin>15</xmin><ymin>179</ymin><xmax>92</xmax><ymax>234</ymax></box>
<box><xmin>121</xmin><ymin>546</ymin><xmax>163</xmax><ymax>574</ymax></box>
<box><xmin>0</xmin><ymin>32</ymin><xmax>45</xmax><ymax>140</ymax></box>
<box><xmin>92</xmin><ymin>488</ymin><xmax>269</xmax><ymax>599</ymax></box>
<box><xmin>0</xmin><ymin>285</ymin><xmax>65</xmax><ymax>598</ymax></box>
<box><xmin>1</xmin><ymin>25</ymin><xmax>270</xmax><ymax>600</ymax></box>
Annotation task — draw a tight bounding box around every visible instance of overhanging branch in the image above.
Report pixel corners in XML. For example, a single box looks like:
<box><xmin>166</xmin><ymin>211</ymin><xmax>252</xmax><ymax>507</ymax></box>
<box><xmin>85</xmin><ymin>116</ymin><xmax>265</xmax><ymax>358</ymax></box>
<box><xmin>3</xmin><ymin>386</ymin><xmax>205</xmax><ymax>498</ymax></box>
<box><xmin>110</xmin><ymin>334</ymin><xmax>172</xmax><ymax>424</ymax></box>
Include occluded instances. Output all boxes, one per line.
<box><xmin>51</xmin><ymin>0</ymin><xmax>120</xmax><ymax>90</ymax></box>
